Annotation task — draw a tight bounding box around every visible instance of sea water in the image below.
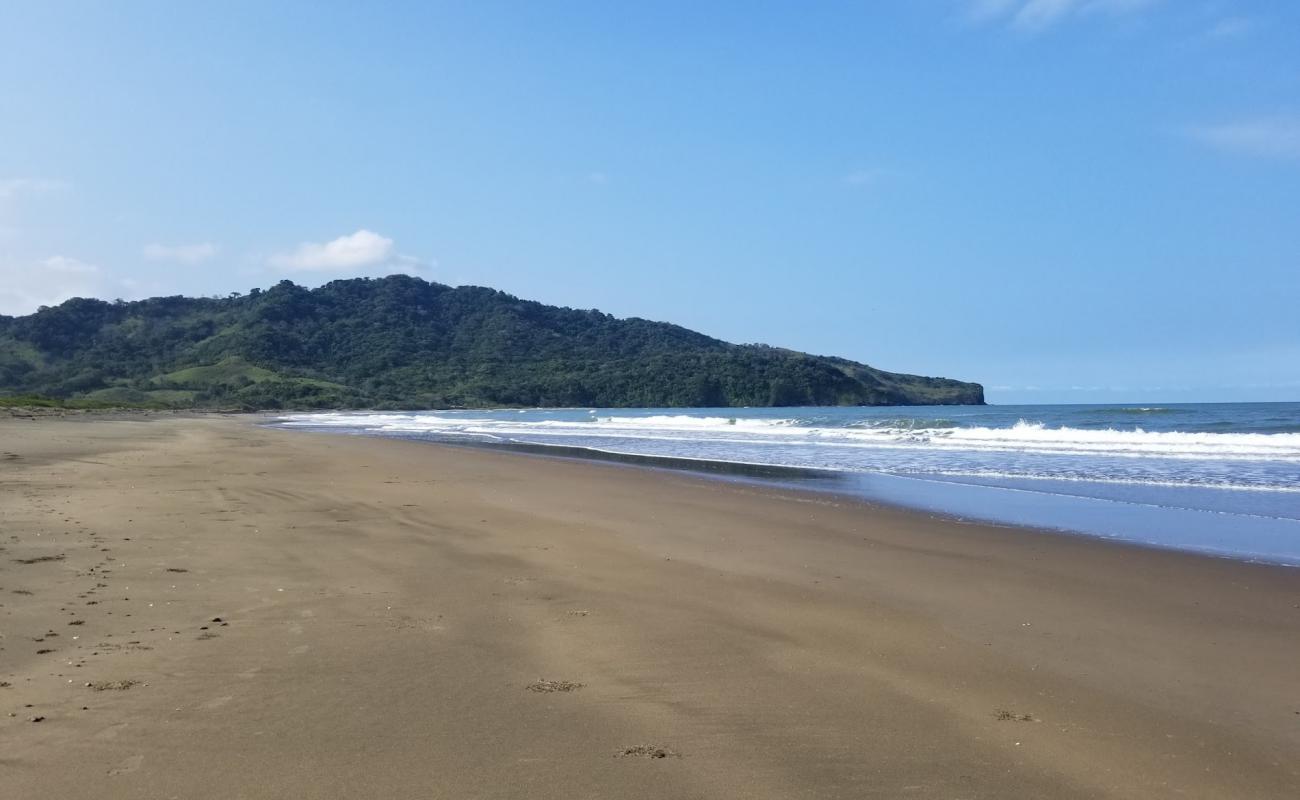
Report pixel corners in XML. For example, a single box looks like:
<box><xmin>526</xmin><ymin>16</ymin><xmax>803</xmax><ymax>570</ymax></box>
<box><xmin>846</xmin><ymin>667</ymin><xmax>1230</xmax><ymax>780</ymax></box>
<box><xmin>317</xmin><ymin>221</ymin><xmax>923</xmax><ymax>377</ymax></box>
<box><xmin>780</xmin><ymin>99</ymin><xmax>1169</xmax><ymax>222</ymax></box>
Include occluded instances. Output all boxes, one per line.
<box><xmin>275</xmin><ymin>403</ymin><xmax>1300</xmax><ymax>565</ymax></box>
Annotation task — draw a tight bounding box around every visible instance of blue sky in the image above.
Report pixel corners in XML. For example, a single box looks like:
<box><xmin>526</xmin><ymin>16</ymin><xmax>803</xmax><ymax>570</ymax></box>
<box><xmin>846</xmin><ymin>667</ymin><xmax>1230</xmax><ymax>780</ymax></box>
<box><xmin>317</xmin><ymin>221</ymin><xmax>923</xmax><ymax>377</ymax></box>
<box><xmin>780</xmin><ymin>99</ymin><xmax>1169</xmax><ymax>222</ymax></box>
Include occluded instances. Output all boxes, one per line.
<box><xmin>1</xmin><ymin>0</ymin><xmax>1297</xmax><ymax>404</ymax></box>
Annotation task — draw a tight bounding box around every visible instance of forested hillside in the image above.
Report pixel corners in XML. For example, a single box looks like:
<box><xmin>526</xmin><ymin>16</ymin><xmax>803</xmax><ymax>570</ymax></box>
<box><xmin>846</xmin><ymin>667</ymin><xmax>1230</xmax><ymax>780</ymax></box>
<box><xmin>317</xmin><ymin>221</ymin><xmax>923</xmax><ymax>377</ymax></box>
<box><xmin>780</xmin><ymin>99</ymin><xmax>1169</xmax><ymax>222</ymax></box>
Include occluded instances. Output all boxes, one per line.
<box><xmin>0</xmin><ymin>276</ymin><xmax>983</xmax><ymax>409</ymax></box>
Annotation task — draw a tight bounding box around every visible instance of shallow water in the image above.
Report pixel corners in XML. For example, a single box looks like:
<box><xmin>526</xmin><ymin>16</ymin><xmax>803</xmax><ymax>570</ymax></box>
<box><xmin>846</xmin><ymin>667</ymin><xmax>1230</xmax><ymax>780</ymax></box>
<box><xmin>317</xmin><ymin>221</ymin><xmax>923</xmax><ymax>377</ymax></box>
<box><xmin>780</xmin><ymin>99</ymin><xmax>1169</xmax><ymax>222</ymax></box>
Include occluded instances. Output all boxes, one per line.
<box><xmin>275</xmin><ymin>403</ymin><xmax>1300</xmax><ymax>565</ymax></box>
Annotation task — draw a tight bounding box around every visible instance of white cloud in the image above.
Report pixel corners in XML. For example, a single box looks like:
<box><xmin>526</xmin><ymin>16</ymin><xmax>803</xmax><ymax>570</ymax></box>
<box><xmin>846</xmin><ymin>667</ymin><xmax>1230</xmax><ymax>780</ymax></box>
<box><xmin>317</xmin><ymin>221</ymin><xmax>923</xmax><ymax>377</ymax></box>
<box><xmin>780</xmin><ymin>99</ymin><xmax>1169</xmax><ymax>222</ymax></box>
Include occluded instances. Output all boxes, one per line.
<box><xmin>142</xmin><ymin>242</ymin><xmax>219</xmax><ymax>264</ymax></box>
<box><xmin>270</xmin><ymin>229</ymin><xmax>396</xmax><ymax>271</ymax></box>
<box><xmin>267</xmin><ymin>229</ymin><xmax>432</xmax><ymax>279</ymax></box>
<box><xmin>968</xmin><ymin>0</ymin><xmax>1160</xmax><ymax>32</ymax></box>
<box><xmin>1187</xmin><ymin>118</ymin><xmax>1300</xmax><ymax>160</ymax></box>
<box><xmin>0</xmin><ymin>255</ymin><xmax>105</xmax><ymax>316</ymax></box>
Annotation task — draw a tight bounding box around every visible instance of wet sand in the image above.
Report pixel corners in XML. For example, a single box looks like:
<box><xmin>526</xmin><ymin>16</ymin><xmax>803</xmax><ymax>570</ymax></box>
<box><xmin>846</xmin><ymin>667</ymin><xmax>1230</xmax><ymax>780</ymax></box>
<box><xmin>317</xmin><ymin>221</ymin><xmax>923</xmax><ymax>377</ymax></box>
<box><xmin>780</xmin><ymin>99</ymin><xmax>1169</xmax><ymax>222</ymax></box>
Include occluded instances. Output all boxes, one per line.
<box><xmin>1</xmin><ymin>416</ymin><xmax>1297</xmax><ymax>798</ymax></box>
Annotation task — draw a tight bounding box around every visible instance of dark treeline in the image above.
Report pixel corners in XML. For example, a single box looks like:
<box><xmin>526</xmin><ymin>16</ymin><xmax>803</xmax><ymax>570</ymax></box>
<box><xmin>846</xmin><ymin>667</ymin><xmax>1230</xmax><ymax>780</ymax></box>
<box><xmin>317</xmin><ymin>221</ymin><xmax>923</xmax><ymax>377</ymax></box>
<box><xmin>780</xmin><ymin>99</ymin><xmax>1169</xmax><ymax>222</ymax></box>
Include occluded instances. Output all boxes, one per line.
<box><xmin>0</xmin><ymin>276</ymin><xmax>983</xmax><ymax>410</ymax></box>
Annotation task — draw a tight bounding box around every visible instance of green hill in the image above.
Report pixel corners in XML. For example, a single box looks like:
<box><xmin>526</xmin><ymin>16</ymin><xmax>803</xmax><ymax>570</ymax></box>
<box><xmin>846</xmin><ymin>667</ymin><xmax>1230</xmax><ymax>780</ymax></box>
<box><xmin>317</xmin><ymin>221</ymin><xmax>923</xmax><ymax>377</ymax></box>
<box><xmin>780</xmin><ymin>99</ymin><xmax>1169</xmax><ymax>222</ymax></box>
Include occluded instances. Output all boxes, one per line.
<box><xmin>0</xmin><ymin>276</ymin><xmax>983</xmax><ymax>410</ymax></box>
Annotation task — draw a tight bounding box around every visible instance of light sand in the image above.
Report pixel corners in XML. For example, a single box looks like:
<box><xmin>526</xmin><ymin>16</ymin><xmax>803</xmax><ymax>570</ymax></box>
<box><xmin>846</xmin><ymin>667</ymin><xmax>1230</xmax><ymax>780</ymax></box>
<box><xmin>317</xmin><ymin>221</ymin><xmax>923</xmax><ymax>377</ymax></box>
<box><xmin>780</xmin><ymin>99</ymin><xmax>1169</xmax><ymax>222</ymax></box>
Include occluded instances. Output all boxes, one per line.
<box><xmin>1</xmin><ymin>416</ymin><xmax>1297</xmax><ymax>798</ymax></box>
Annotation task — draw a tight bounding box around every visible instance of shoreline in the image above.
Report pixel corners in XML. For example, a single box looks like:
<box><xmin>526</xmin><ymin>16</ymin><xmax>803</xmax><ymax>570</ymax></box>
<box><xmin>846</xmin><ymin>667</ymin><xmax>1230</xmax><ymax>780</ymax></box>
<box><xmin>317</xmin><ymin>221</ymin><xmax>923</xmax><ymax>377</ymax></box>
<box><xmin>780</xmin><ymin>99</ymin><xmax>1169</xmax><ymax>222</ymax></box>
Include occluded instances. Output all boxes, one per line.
<box><xmin>2</xmin><ymin>416</ymin><xmax>1297</xmax><ymax>798</ymax></box>
<box><xmin>277</xmin><ymin>422</ymin><xmax>1300</xmax><ymax>567</ymax></box>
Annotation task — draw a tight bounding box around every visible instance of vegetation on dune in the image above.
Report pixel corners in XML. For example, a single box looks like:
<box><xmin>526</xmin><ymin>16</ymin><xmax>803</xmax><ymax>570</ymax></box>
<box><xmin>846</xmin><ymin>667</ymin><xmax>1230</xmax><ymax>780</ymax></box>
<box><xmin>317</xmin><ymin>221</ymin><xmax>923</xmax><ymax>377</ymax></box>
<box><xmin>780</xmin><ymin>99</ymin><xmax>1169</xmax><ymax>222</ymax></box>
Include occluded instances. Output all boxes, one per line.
<box><xmin>0</xmin><ymin>393</ymin><xmax>171</xmax><ymax>410</ymax></box>
<box><xmin>0</xmin><ymin>275</ymin><xmax>983</xmax><ymax>410</ymax></box>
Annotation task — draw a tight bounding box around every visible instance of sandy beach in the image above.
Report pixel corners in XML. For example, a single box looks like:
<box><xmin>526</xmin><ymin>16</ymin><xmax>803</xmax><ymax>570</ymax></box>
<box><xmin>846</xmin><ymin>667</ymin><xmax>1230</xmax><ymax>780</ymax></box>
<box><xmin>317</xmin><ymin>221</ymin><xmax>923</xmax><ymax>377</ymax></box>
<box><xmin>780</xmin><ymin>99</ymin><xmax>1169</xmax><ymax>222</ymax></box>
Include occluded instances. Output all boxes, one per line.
<box><xmin>1</xmin><ymin>415</ymin><xmax>1297</xmax><ymax>799</ymax></box>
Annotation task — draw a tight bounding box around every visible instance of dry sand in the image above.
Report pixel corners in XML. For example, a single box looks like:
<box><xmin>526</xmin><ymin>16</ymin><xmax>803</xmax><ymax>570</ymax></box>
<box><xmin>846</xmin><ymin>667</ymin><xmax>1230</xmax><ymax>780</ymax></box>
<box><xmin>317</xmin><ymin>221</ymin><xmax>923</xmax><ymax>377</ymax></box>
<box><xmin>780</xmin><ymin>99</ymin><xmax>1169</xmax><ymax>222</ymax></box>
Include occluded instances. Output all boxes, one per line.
<box><xmin>1</xmin><ymin>415</ymin><xmax>1297</xmax><ymax>798</ymax></box>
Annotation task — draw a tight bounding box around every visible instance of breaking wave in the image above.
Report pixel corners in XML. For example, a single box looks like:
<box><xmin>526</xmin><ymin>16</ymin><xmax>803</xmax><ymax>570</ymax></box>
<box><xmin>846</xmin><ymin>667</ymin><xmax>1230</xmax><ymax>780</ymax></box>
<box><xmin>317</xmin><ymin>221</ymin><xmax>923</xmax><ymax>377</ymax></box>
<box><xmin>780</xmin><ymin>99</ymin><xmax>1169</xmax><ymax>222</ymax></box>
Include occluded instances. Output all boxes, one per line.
<box><xmin>282</xmin><ymin>412</ymin><xmax>1300</xmax><ymax>462</ymax></box>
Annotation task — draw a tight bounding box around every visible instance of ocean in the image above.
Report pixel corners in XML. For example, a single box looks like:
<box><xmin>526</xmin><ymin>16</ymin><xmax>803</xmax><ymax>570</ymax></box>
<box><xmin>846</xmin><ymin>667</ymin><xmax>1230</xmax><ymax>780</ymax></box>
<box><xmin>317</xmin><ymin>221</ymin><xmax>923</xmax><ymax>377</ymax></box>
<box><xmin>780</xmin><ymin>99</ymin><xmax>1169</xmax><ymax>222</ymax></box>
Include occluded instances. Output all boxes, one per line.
<box><xmin>274</xmin><ymin>402</ymin><xmax>1300</xmax><ymax>565</ymax></box>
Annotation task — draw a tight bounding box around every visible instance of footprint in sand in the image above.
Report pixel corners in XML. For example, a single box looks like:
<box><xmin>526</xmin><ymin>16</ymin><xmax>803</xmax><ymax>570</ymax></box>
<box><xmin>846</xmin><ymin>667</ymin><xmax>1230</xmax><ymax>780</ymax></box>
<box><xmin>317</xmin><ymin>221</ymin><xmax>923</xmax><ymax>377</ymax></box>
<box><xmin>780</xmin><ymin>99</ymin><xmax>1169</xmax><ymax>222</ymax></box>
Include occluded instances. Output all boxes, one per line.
<box><xmin>108</xmin><ymin>754</ymin><xmax>143</xmax><ymax>776</ymax></box>
<box><xmin>200</xmin><ymin>695</ymin><xmax>233</xmax><ymax>710</ymax></box>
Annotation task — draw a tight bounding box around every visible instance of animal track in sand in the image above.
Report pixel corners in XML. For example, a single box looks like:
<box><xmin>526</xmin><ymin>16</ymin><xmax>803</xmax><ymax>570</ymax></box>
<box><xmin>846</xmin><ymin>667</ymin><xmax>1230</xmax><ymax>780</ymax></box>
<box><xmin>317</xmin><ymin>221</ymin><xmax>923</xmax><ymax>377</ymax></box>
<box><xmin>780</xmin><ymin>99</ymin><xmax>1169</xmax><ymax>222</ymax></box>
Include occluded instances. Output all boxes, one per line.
<box><xmin>13</xmin><ymin>554</ymin><xmax>65</xmax><ymax>564</ymax></box>
<box><xmin>616</xmin><ymin>744</ymin><xmax>679</xmax><ymax>759</ymax></box>
<box><xmin>526</xmin><ymin>679</ymin><xmax>584</xmax><ymax>693</ymax></box>
<box><xmin>87</xmin><ymin>679</ymin><xmax>141</xmax><ymax>691</ymax></box>
<box><xmin>94</xmin><ymin>641</ymin><xmax>153</xmax><ymax>653</ymax></box>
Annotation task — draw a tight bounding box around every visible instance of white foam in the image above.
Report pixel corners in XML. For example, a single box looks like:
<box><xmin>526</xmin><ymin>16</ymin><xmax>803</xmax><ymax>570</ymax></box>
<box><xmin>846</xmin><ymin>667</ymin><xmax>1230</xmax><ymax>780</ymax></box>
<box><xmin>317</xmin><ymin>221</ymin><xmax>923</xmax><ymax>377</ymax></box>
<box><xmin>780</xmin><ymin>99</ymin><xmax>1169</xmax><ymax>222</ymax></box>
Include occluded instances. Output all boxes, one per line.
<box><xmin>280</xmin><ymin>412</ymin><xmax>1300</xmax><ymax>462</ymax></box>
